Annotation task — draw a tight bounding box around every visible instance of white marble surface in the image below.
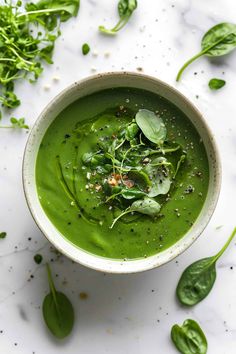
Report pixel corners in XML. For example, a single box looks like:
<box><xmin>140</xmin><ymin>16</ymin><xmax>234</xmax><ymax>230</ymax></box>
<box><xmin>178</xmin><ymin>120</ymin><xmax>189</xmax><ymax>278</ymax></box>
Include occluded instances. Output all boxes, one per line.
<box><xmin>1</xmin><ymin>0</ymin><xmax>236</xmax><ymax>353</ymax></box>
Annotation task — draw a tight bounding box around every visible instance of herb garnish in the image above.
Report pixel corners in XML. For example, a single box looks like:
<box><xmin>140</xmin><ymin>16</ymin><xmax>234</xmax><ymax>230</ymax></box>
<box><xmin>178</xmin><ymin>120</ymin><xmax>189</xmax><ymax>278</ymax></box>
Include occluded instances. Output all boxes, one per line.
<box><xmin>171</xmin><ymin>319</ymin><xmax>207</xmax><ymax>354</ymax></box>
<box><xmin>208</xmin><ymin>78</ymin><xmax>226</xmax><ymax>90</ymax></box>
<box><xmin>82</xmin><ymin>43</ymin><xmax>90</xmax><ymax>55</ymax></box>
<box><xmin>42</xmin><ymin>264</ymin><xmax>74</xmax><ymax>339</ymax></box>
<box><xmin>99</xmin><ymin>0</ymin><xmax>137</xmax><ymax>35</ymax></box>
<box><xmin>176</xmin><ymin>227</ymin><xmax>236</xmax><ymax>306</ymax></box>
<box><xmin>81</xmin><ymin>108</ymin><xmax>186</xmax><ymax>228</ymax></box>
<box><xmin>0</xmin><ymin>0</ymin><xmax>80</xmax><ymax>122</ymax></box>
<box><xmin>176</xmin><ymin>23</ymin><xmax>236</xmax><ymax>81</ymax></box>
<box><xmin>0</xmin><ymin>232</ymin><xmax>7</xmax><ymax>239</ymax></box>
<box><xmin>0</xmin><ymin>117</ymin><xmax>29</xmax><ymax>130</ymax></box>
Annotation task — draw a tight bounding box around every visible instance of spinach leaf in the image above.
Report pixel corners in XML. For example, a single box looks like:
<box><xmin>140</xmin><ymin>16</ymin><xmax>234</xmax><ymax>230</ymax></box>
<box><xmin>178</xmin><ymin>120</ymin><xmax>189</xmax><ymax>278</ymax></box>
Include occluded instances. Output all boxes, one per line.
<box><xmin>135</xmin><ymin>109</ymin><xmax>167</xmax><ymax>145</ymax></box>
<box><xmin>0</xmin><ymin>232</ymin><xmax>7</xmax><ymax>239</ymax></box>
<box><xmin>171</xmin><ymin>319</ymin><xmax>207</xmax><ymax>354</ymax></box>
<box><xmin>110</xmin><ymin>197</ymin><xmax>161</xmax><ymax>228</ymax></box>
<box><xmin>145</xmin><ymin>157</ymin><xmax>172</xmax><ymax>197</ymax></box>
<box><xmin>176</xmin><ymin>227</ymin><xmax>236</xmax><ymax>306</ymax></box>
<box><xmin>208</xmin><ymin>78</ymin><xmax>226</xmax><ymax>90</ymax></box>
<box><xmin>176</xmin><ymin>22</ymin><xmax>236</xmax><ymax>81</ymax></box>
<box><xmin>42</xmin><ymin>264</ymin><xmax>74</xmax><ymax>339</ymax></box>
<box><xmin>121</xmin><ymin>189</ymin><xmax>146</xmax><ymax>199</ymax></box>
<box><xmin>131</xmin><ymin>197</ymin><xmax>161</xmax><ymax>215</ymax></box>
<box><xmin>99</xmin><ymin>0</ymin><xmax>137</xmax><ymax>36</ymax></box>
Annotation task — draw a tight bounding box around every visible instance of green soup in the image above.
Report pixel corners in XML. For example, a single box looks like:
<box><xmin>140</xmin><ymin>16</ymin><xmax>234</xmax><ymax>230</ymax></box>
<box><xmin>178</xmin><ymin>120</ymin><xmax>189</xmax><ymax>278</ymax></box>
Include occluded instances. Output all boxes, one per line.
<box><xmin>36</xmin><ymin>88</ymin><xmax>209</xmax><ymax>260</ymax></box>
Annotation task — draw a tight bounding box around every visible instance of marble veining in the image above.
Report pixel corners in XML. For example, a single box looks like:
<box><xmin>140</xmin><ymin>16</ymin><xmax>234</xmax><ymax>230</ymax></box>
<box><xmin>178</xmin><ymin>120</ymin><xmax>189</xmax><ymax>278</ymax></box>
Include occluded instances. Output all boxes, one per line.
<box><xmin>0</xmin><ymin>0</ymin><xmax>236</xmax><ymax>353</ymax></box>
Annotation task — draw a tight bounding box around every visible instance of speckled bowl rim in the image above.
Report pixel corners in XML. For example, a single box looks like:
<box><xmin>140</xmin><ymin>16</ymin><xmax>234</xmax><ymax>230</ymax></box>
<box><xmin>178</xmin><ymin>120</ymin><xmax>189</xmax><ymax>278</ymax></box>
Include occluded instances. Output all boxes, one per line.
<box><xmin>22</xmin><ymin>72</ymin><xmax>221</xmax><ymax>274</ymax></box>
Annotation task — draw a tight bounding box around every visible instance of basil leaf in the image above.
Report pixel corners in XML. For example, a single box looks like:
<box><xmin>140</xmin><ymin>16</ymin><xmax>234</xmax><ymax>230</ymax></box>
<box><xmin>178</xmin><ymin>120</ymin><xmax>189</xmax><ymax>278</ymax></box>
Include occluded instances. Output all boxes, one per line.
<box><xmin>135</xmin><ymin>109</ymin><xmax>167</xmax><ymax>145</ymax></box>
<box><xmin>42</xmin><ymin>264</ymin><xmax>74</xmax><ymax>339</ymax></box>
<box><xmin>177</xmin><ymin>227</ymin><xmax>236</xmax><ymax>306</ymax></box>
<box><xmin>176</xmin><ymin>22</ymin><xmax>236</xmax><ymax>81</ymax></box>
<box><xmin>208</xmin><ymin>78</ymin><xmax>226</xmax><ymax>90</ymax></box>
<box><xmin>171</xmin><ymin>319</ymin><xmax>207</xmax><ymax>354</ymax></box>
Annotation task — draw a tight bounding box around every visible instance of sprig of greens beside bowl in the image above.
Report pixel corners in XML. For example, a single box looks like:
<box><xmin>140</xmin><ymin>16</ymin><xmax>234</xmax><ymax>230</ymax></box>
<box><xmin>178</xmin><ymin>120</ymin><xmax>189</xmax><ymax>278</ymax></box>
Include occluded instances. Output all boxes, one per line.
<box><xmin>176</xmin><ymin>22</ymin><xmax>236</xmax><ymax>82</ymax></box>
<box><xmin>0</xmin><ymin>0</ymin><xmax>80</xmax><ymax>126</ymax></box>
<box><xmin>99</xmin><ymin>0</ymin><xmax>137</xmax><ymax>35</ymax></box>
<box><xmin>176</xmin><ymin>227</ymin><xmax>236</xmax><ymax>306</ymax></box>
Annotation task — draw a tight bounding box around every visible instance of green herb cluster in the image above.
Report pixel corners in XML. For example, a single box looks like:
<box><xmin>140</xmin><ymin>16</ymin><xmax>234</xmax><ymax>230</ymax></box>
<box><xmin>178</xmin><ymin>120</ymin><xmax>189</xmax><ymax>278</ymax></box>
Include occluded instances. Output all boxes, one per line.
<box><xmin>81</xmin><ymin>108</ymin><xmax>186</xmax><ymax>228</ymax></box>
<box><xmin>0</xmin><ymin>0</ymin><xmax>80</xmax><ymax>124</ymax></box>
<box><xmin>99</xmin><ymin>0</ymin><xmax>137</xmax><ymax>35</ymax></box>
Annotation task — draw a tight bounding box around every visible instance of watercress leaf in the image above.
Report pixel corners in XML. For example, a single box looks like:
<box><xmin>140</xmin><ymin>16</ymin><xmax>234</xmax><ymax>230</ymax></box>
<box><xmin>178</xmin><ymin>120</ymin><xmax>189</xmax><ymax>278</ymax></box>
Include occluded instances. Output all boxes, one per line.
<box><xmin>0</xmin><ymin>232</ymin><xmax>7</xmax><ymax>239</ymax></box>
<box><xmin>176</xmin><ymin>22</ymin><xmax>236</xmax><ymax>81</ymax></box>
<box><xmin>125</xmin><ymin>121</ymin><xmax>139</xmax><ymax>141</ymax></box>
<box><xmin>25</xmin><ymin>0</ymin><xmax>80</xmax><ymax>23</ymax></box>
<box><xmin>208</xmin><ymin>78</ymin><xmax>226</xmax><ymax>90</ymax></box>
<box><xmin>42</xmin><ymin>264</ymin><xmax>74</xmax><ymax>339</ymax></box>
<box><xmin>171</xmin><ymin>319</ymin><xmax>207</xmax><ymax>354</ymax></box>
<box><xmin>9</xmin><ymin>117</ymin><xmax>29</xmax><ymax>129</ymax></box>
<box><xmin>176</xmin><ymin>227</ymin><xmax>236</xmax><ymax>306</ymax></box>
<box><xmin>130</xmin><ymin>197</ymin><xmax>161</xmax><ymax>216</ymax></box>
<box><xmin>135</xmin><ymin>109</ymin><xmax>167</xmax><ymax>145</ymax></box>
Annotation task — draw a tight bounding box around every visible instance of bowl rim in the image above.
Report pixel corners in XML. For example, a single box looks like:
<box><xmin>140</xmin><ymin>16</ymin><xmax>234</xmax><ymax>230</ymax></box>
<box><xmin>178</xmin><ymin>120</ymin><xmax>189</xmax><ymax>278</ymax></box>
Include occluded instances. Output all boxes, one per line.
<box><xmin>22</xmin><ymin>71</ymin><xmax>222</xmax><ymax>274</ymax></box>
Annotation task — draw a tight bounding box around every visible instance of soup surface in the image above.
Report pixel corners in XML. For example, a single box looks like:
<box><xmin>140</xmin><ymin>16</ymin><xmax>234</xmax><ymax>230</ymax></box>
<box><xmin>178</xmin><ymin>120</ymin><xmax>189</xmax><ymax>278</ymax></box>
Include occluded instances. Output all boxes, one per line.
<box><xmin>36</xmin><ymin>88</ymin><xmax>209</xmax><ymax>260</ymax></box>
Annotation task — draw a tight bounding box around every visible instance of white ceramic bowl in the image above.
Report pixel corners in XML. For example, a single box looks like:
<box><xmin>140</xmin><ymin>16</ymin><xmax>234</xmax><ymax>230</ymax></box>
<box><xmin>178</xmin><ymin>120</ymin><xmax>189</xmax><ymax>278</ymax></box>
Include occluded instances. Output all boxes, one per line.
<box><xmin>23</xmin><ymin>72</ymin><xmax>221</xmax><ymax>274</ymax></box>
